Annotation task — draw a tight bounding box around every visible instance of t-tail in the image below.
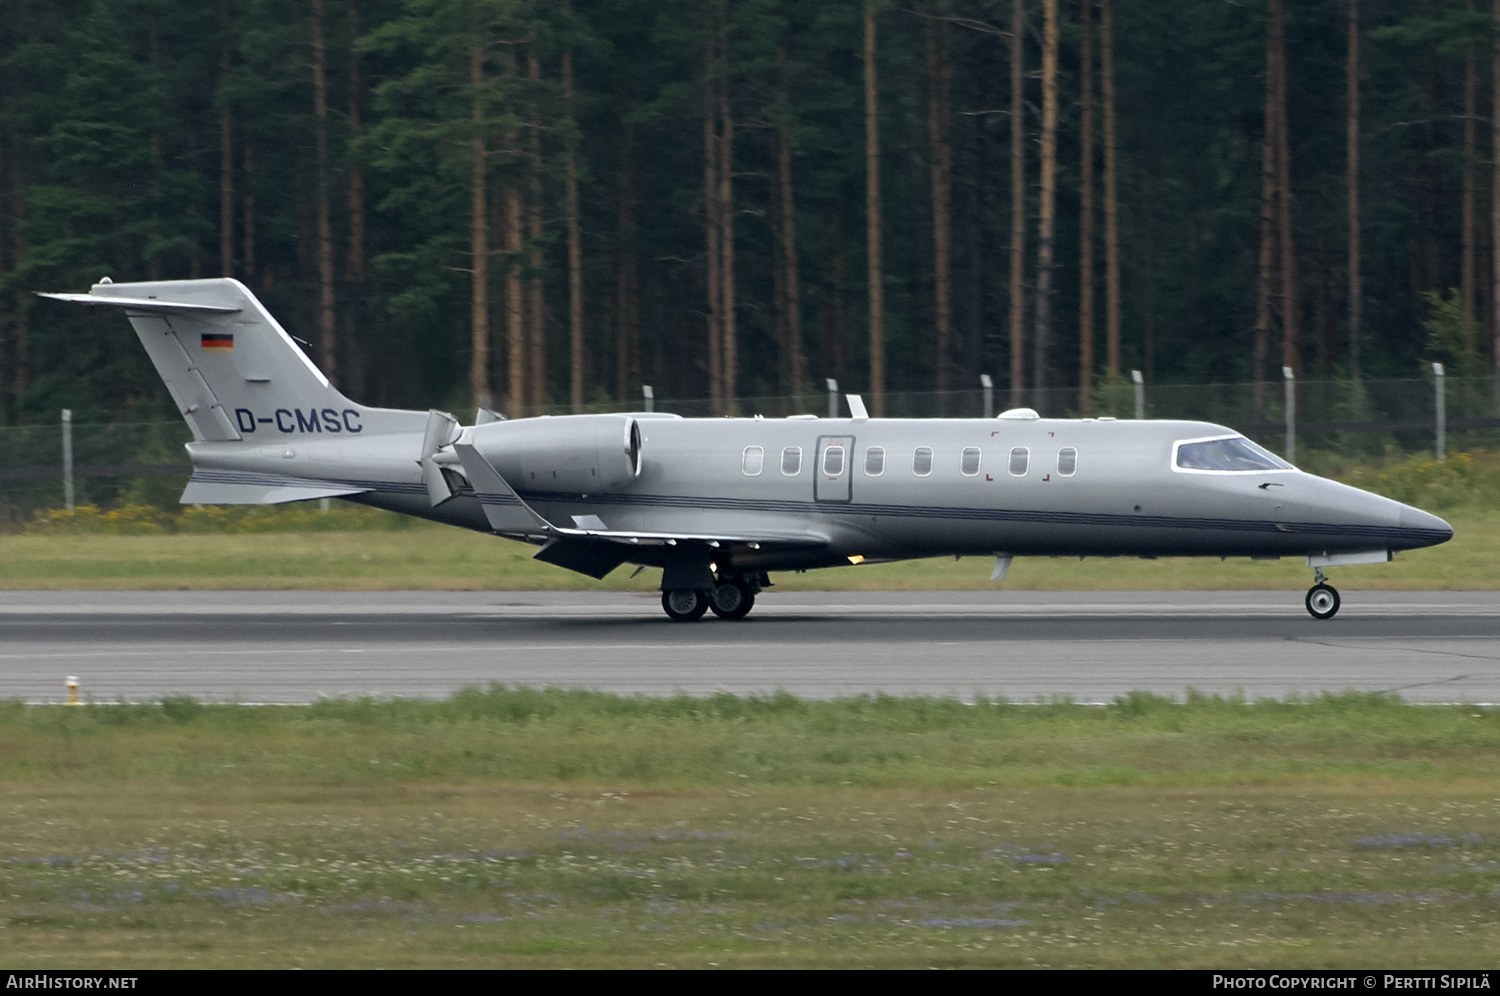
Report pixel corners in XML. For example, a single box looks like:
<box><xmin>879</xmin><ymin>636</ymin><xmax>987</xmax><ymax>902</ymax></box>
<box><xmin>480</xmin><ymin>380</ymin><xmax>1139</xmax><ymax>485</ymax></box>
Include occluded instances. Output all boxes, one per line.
<box><xmin>41</xmin><ymin>278</ymin><xmax>434</xmax><ymax>506</ymax></box>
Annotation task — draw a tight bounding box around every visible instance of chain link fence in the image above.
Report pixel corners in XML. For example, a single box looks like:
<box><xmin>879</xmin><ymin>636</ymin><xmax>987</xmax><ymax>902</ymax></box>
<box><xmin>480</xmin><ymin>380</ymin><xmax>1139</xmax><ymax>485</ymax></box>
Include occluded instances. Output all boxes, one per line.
<box><xmin>3</xmin><ymin>375</ymin><xmax>1493</xmax><ymax>524</ymax></box>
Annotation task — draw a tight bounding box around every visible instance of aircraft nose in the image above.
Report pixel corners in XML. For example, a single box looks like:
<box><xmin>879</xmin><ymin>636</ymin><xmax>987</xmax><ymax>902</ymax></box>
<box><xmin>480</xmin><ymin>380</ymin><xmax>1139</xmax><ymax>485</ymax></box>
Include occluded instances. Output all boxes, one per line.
<box><xmin>1397</xmin><ymin>504</ymin><xmax>1454</xmax><ymax>548</ymax></box>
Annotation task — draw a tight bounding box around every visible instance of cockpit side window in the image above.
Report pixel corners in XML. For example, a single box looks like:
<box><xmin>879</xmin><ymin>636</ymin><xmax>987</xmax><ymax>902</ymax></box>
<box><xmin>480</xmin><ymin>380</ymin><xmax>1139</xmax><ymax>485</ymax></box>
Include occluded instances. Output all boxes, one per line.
<box><xmin>1173</xmin><ymin>435</ymin><xmax>1294</xmax><ymax>473</ymax></box>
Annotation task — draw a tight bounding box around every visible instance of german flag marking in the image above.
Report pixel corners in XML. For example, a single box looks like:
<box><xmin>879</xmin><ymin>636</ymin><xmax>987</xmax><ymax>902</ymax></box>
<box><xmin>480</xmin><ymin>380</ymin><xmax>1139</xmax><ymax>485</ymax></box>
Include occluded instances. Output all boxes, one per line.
<box><xmin>201</xmin><ymin>333</ymin><xmax>234</xmax><ymax>352</ymax></box>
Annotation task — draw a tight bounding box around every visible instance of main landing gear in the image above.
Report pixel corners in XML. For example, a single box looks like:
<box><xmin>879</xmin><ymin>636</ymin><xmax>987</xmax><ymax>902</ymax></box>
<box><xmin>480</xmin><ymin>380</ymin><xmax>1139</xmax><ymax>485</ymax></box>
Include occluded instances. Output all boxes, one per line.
<box><xmin>661</xmin><ymin>573</ymin><xmax>767</xmax><ymax>622</ymax></box>
<box><xmin>1305</xmin><ymin>567</ymin><xmax>1341</xmax><ymax>620</ymax></box>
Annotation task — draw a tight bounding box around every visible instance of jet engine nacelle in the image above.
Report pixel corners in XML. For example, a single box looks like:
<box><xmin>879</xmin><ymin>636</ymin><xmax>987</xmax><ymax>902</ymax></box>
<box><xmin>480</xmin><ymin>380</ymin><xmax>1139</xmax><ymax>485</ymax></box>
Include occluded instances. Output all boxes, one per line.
<box><xmin>473</xmin><ymin>414</ymin><xmax>643</xmax><ymax>493</ymax></box>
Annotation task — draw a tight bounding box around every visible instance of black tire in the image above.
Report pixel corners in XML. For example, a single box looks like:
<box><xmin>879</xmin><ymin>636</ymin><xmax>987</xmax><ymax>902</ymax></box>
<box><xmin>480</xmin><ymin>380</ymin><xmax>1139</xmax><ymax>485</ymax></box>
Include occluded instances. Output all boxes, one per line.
<box><xmin>662</xmin><ymin>589</ymin><xmax>709</xmax><ymax>622</ymax></box>
<box><xmin>1305</xmin><ymin>582</ymin><xmax>1340</xmax><ymax>620</ymax></box>
<box><xmin>709</xmin><ymin>581</ymin><xmax>755</xmax><ymax>620</ymax></box>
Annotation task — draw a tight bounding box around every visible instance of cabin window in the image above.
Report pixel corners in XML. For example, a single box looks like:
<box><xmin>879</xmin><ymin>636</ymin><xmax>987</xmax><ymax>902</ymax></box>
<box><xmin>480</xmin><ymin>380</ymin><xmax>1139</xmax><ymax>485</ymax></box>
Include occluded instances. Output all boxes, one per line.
<box><xmin>960</xmin><ymin>447</ymin><xmax>981</xmax><ymax>476</ymax></box>
<box><xmin>822</xmin><ymin>444</ymin><xmax>846</xmax><ymax>477</ymax></box>
<box><xmin>912</xmin><ymin>447</ymin><xmax>934</xmax><ymax>477</ymax></box>
<box><xmin>781</xmin><ymin>446</ymin><xmax>802</xmax><ymax>475</ymax></box>
<box><xmin>1174</xmin><ymin>435</ymin><xmax>1293</xmax><ymax>473</ymax></box>
<box><xmin>865</xmin><ymin>446</ymin><xmax>885</xmax><ymax>476</ymax></box>
<box><xmin>1009</xmin><ymin>447</ymin><xmax>1029</xmax><ymax>477</ymax></box>
<box><xmin>1057</xmin><ymin>447</ymin><xmax>1077</xmax><ymax>477</ymax></box>
<box><xmin>742</xmin><ymin>446</ymin><xmax>764</xmax><ymax>476</ymax></box>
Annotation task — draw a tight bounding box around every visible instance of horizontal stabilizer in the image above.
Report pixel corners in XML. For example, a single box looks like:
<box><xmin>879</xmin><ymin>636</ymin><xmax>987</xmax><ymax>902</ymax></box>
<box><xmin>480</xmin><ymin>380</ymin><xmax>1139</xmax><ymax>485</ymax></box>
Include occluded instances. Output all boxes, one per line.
<box><xmin>36</xmin><ymin>292</ymin><xmax>241</xmax><ymax>314</ymax></box>
<box><xmin>181</xmin><ymin>471</ymin><xmax>370</xmax><ymax>506</ymax></box>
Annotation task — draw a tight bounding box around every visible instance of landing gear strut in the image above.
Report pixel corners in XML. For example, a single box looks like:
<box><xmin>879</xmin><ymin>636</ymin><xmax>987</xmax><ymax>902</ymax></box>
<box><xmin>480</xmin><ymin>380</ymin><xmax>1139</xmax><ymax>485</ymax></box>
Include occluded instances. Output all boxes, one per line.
<box><xmin>1305</xmin><ymin>567</ymin><xmax>1340</xmax><ymax>620</ymax></box>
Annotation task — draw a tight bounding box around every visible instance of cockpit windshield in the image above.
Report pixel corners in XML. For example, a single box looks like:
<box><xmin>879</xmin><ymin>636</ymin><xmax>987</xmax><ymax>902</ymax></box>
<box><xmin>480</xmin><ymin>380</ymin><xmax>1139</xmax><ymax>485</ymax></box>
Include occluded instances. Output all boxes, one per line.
<box><xmin>1174</xmin><ymin>435</ymin><xmax>1294</xmax><ymax>473</ymax></box>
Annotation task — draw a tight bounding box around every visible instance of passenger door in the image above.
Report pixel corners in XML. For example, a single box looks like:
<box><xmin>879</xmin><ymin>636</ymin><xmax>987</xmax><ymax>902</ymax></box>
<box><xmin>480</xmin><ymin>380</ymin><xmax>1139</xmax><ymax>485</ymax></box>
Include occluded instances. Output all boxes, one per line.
<box><xmin>814</xmin><ymin>435</ymin><xmax>854</xmax><ymax>503</ymax></box>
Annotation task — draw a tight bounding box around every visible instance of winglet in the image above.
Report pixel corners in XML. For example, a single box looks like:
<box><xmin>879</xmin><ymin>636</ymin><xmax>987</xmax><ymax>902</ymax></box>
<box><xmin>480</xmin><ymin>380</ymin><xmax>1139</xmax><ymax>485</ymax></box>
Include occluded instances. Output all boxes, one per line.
<box><xmin>452</xmin><ymin>442</ymin><xmax>554</xmax><ymax>536</ymax></box>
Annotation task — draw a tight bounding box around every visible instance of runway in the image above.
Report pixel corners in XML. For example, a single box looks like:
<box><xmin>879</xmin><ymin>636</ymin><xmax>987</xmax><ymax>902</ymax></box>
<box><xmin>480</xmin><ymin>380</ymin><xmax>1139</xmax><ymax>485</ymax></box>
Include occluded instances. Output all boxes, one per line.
<box><xmin>1</xmin><ymin>590</ymin><xmax>1497</xmax><ymax>705</ymax></box>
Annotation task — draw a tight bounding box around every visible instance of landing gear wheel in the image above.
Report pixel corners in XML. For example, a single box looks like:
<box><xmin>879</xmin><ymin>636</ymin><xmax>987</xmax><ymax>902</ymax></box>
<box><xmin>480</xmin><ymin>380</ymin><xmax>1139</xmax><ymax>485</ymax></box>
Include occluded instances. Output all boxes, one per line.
<box><xmin>709</xmin><ymin>580</ymin><xmax>755</xmax><ymax>620</ymax></box>
<box><xmin>662</xmin><ymin>589</ymin><xmax>709</xmax><ymax>622</ymax></box>
<box><xmin>1305</xmin><ymin>583</ymin><xmax>1340</xmax><ymax>620</ymax></box>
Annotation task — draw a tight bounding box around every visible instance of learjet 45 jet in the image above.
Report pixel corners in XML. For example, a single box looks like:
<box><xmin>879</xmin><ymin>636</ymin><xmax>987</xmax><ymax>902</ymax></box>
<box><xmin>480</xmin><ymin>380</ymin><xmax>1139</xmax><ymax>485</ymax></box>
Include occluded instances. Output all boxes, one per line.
<box><xmin>43</xmin><ymin>278</ymin><xmax>1452</xmax><ymax>621</ymax></box>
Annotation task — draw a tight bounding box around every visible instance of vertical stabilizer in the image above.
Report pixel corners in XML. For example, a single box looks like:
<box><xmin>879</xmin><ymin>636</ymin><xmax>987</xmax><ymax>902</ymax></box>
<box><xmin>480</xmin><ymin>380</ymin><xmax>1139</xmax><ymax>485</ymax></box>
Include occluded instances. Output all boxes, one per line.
<box><xmin>41</xmin><ymin>278</ymin><xmax>421</xmax><ymax>440</ymax></box>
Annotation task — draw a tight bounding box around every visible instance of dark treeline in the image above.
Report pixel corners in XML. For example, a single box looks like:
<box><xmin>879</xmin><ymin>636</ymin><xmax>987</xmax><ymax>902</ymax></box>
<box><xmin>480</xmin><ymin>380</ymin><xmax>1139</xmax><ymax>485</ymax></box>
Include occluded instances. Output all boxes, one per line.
<box><xmin>0</xmin><ymin>0</ymin><xmax>1495</xmax><ymax>424</ymax></box>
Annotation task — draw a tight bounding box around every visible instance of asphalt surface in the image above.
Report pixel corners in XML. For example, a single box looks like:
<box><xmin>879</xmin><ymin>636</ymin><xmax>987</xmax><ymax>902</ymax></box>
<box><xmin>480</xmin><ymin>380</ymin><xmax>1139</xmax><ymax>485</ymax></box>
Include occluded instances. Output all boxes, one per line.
<box><xmin>1</xmin><ymin>589</ymin><xmax>1497</xmax><ymax>704</ymax></box>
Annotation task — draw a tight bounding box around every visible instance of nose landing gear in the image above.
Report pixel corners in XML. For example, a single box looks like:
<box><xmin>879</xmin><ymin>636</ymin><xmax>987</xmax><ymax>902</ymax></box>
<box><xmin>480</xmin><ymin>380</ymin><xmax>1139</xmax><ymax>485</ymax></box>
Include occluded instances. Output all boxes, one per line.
<box><xmin>1305</xmin><ymin>567</ymin><xmax>1341</xmax><ymax>620</ymax></box>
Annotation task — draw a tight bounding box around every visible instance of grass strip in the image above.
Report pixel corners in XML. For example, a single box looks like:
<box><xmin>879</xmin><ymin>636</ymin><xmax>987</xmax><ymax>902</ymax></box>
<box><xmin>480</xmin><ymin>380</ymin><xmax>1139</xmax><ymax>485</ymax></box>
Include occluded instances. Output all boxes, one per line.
<box><xmin>1</xmin><ymin>689</ymin><xmax>1497</xmax><ymax>968</ymax></box>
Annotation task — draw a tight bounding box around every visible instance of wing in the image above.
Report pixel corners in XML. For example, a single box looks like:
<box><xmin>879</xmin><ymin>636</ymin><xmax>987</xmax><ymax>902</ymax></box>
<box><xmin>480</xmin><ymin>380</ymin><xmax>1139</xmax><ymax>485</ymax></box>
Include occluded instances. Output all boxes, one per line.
<box><xmin>452</xmin><ymin>442</ymin><xmax>828</xmax><ymax>578</ymax></box>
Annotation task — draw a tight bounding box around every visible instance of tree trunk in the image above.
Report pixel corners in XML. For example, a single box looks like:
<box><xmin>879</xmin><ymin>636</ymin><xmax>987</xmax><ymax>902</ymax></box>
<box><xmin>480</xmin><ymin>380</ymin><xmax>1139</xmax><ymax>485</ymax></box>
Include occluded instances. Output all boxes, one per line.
<box><xmin>1347</xmin><ymin>0</ymin><xmax>1361</xmax><ymax>381</ymax></box>
<box><xmin>704</xmin><ymin>16</ymin><xmax>723</xmax><ymax>412</ymax></box>
<box><xmin>469</xmin><ymin>45</ymin><xmax>491</xmax><ymax>411</ymax></box>
<box><xmin>241</xmin><ymin>142</ymin><xmax>256</xmax><ymax>285</ymax></box>
<box><xmin>1140</xmin><ymin>167</ymin><xmax>1156</xmax><ymax>392</ymax></box>
<box><xmin>1272</xmin><ymin>0</ymin><xmax>1297</xmax><ymax>375</ymax></box>
<box><xmin>1254</xmin><ymin>3</ymin><xmax>1278</xmax><ymax>421</ymax></box>
<box><xmin>964</xmin><ymin>63</ymin><xmax>985</xmax><ymax>381</ymax></box>
<box><xmin>1101</xmin><ymin>0</ymin><xmax>1120</xmax><ymax>386</ymax></box>
<box><xmin>718</xmin><ymin>28</ymin><xmax>737</xmax><ymax>411</ymax></box>
<box><xmin>864</xmin><ymin>3</ymin><xmax>885</xmax><ymax>417</ymax></box>
<box><xmin>505</xmin><ymin>180</ymin><xmax>524</xmax><ymax>414</ymax></box>
<box><xmin>312</xmin><ymin>0</ymin><xmax>336</xmax><ymax>382</ymax></box>
<box><xmin>1464</xmin><ymin>6</ymin><xmax>1477</xmax><ymax>347</ymax></box>
<box><xmin>777</xmin><ymin>122</ymin><xmax>803</xmax><ymax>407</ymax></box>
<box><xmin>822</xmin><ymin>214</ymin><xmax>847</xmax><ymax>386</ymax></box>
<box><xmin>1493</xmin><ymin>0</ymin><xmax>1500</xmax><ymax>379</ymax></box>
<box><xmin>0</xmin><ymin>141</ymin><xmax>9</xmax><ymax>419</ymax></box>
<box><xmin>564</xmin><ymin>0</ymin><xmax>584</xmax><ymax>413</ymax></box>
<box><xmin>345</xmin><ymin>0</ymin><xmax>367</xmax><ymax>399</ymax></box>
<box><xmin>1033</xmin><ymin>0</ymin><xmax>1058</xmax><ymax>404</ymax></box>
<box><xmin>1078</xmin><ymin>0</ymin><xmax>1094</xmax><ymax>413</ymax></box>
<box><xmin>500</xmin><ymin>47</ymin><xmax>523</xmax><ymax>415</ymax></box>
<box><xmin>219</xmin><ymin>0</ymin><xmax>233</xmax><ymax>277</ymax></box>
<box><xmin>616</xmin><ymin>141</ymin><xmax>640</xmax><ymax>403</ymax></box>
<box><xmin>926</xmin><ymin>2</ymin><xmax>953</xmax><ymax>406</ymax></box>
<box><xmin>1316</xmin><ymin>233</ymin><xmax>1333</xmax><ymax>373</ymax></box>
<box><xmin>1009</xmin><ymin>0</ymin><xmax>1026</xmax><ymax>405</ymax></box>
<box><xmin>527</xmin><ymin>48</ymin><xmax>546</xmax><ymax>411</ymax></box>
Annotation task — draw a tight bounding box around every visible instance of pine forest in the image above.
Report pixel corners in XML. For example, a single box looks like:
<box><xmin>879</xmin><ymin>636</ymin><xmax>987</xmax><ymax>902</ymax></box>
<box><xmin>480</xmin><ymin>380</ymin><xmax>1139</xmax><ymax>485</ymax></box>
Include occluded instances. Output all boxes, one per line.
<box><xmin>0</xmin><ymin>0</ymin><xmax>1495</xmax><ymax>423</ymax></box>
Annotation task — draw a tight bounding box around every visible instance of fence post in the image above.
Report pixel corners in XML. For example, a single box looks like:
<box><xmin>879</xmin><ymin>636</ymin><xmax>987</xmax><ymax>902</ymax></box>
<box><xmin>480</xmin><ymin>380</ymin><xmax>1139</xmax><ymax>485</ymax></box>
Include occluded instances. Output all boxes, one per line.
<box><xmin>1282</xmin><ymin>366</ymin><xmax>1296</xmax><ymax>464</ymax></box>
<box><xmin>980</xmin><ymin>374</ymin><xmax>993</xmax><ymax>419</ymax></box>
<box><xmin>1131</xmin><ymin>370</ymin><xmax>1144</xmax><ymax>419</ymax></box>
<box><xmin>61</xmin><ymin>409</ymin><xmax>75</xmax><ymax>512</ymax></box>
<box><xmin>826</xmin><ymin>378</ymin><xmax>839</xmax><ymax>419</ymax></box>
<box><xmin>1432</xmin><ymin>362</ymin><xmax>1445</xmax><ymax>461</ymax></box>
<box><xmin>642</xmin><ymin>384</ymin><xmax>654</xmax><ymax>413</ymax></box>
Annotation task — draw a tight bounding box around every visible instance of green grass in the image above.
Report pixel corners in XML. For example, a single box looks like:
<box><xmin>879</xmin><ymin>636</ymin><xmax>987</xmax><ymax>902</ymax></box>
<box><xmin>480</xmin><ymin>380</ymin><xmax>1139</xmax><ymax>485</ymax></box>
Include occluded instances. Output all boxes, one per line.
<box><xmin>1</xmin><ymin>690</ymin><xmax>1498</xmax><ymax>967</ymax></box>
<box><xmin>0</xmin><ymin>514</ymin><xmax>1484</xmax><ymax>590</ymax></box>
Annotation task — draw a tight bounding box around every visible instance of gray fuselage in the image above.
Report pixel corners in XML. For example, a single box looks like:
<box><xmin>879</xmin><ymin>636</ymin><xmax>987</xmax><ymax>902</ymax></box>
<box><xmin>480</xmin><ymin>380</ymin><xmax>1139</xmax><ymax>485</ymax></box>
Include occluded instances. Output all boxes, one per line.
<box><xmin>191</xmin><ymin>411</ymin><xmax>1451</xmax><ymax>577</ymax></box>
